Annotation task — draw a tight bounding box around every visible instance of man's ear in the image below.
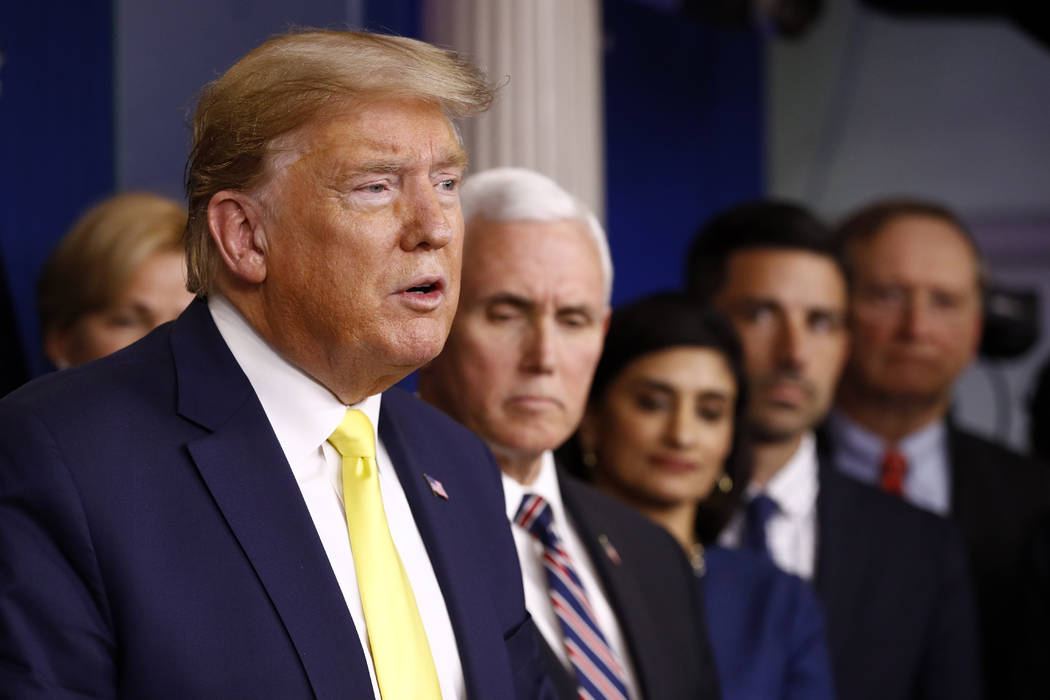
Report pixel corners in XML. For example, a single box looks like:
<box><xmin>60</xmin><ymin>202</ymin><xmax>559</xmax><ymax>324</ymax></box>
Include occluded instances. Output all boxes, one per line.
<box><xmin>207</xmin><ymin>190</ymin><xmax>268</xmax><ymax>285</ymax></box>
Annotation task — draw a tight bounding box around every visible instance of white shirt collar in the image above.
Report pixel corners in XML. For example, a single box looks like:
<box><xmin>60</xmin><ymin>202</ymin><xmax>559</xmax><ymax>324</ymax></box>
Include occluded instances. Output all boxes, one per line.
<box><xmin>762</xmin><ymin>431</ymin><xmax>819</xmax><ymax>517</ymax></box>
<box><xmin>207</xmin><ymin>293</ymin><xmax>382</xmax><ymax>469</ymax></box>
<box><xmin>828</xmin><ymin>408</ymin><xmax>946</xmax><ymax>467</ymax></box>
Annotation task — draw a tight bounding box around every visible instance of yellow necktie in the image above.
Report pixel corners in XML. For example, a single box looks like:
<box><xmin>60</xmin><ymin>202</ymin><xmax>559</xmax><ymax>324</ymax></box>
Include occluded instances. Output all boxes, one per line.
<box><xmin>327</xmin><ymin>409</ymin><xmax>441</xmax><ymax>699</ymax></box>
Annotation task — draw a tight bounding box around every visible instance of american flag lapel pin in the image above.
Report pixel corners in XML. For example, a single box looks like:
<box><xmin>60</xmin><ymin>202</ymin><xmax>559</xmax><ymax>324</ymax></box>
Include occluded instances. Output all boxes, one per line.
<box><xmin>424</xmin><ymin>473</ymin><xmax>449</xmax><ymax>500</ymax></box>
<box><xmin>598</xmin><ymin>534</ymin><xmax>621</xmax><ymax>565</ymax></box>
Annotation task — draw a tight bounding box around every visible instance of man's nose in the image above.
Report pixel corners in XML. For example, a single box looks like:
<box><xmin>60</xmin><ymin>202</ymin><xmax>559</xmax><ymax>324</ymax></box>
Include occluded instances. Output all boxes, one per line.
<box><xmin>400</xmin><ymin>181</ymin><xmax>456</xmax><ymax>251</ymax></box>
<box><xmin>901</xmin><ymin>293</ymin><xmax>933</xmax><ymax>339</ymax></box>
<box><xmin>774</xmin><ymin>318</ymin><xmax>807</xmax><ymax>370</ymax></box>
<box><xmin>520</xmin><ymin>317</ymin><xmax>557</xmax><ymax>374</ymax></box>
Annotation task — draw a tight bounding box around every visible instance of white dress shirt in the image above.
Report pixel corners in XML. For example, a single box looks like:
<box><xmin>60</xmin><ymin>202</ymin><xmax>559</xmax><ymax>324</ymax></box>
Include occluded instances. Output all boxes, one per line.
<box><xmin>501</xmin><ymin>451</ymin><xmax>641</xmax><ymax>700</ymax></box>
<box><xmin>827</xmin><ymin>409</ymin><xmax>952</xmax><ymax>516</ymax></box>
<box><xmin>209</xmin><ymin>294</ymin><xmax>465</xmax><ymax>699</ymax></box>
<box><xmin>720</xmin><ymin>432</ymin><xmax>820</xmax><ymax>580</ymax></box>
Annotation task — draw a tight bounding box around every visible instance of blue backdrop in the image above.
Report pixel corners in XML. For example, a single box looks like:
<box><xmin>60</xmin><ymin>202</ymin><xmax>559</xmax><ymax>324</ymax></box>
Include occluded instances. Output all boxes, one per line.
<box><xmin>0</xmin><ymin>0</ymin><xmax>115</xmax><ymax>378</ymax></box>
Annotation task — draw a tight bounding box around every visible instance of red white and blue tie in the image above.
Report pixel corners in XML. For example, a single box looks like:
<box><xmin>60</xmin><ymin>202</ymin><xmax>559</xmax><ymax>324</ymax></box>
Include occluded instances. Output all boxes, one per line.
<box><xmin>515</xmin><ymin>493</ymin><xmax>630</xmax><ymax>700</ymax></box>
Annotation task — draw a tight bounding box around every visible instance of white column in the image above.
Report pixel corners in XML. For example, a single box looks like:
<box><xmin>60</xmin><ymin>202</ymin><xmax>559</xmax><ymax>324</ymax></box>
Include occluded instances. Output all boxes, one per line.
<box><xmin>424</xmin><ymin>0</ymin><xmax>605</xmax><ymax>219</ymax></box>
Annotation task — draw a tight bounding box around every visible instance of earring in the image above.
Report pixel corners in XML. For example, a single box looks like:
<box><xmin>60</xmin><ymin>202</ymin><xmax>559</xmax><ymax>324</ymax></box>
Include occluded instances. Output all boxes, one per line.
<box><xmin>716</xmin><ymin>473</ymin><xmax>733</xmax><ymax>493</ymax></box>
<box><xmin>582</xmin><ymin>450</ymin><xmax>597</xmax><ymax>468</ymax></box>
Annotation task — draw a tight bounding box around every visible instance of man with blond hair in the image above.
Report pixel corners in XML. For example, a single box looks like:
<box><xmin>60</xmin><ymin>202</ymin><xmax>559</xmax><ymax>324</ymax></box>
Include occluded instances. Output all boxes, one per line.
<box><xmin>0</xmin><ymin>31</ymin><xmax>552</xmax><ymax>699</ymax></box>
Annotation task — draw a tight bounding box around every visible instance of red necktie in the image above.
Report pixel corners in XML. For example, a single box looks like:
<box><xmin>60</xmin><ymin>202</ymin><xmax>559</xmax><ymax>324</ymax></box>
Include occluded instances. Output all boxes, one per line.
<box><xmin>880</xmin><ymin>448</ymin><xmax>908</xmax><ymax>497</ymax></box>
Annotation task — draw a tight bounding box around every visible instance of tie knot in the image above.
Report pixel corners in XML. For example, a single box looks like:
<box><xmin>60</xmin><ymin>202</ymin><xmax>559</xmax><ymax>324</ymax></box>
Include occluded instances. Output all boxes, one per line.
<box><xmin>747</xmin><ymin>492</ymin><xmax>779</xmax><ymax>525</ymax></box>
<box><xmin>881</xmin><ymin>447</ymin><xmax>908</xmax><ymax>496</ymax></box>
<box><xmin>514</xmin><ymin>493</ymin><xmax>555</xmax><ymax>545</ymax></box>
<box><xmin>327</xmin><ymin>409</ymin><xmax>375</xmax><ymax>459</ymax></box>
<box><xmin>882</xmin><ymin>448</ymin><xmax>907</xmax><ymax>473</ymax></box>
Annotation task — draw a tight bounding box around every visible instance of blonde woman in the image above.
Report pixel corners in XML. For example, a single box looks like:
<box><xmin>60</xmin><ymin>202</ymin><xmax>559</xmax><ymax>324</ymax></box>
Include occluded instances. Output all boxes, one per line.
<box><xmin>37</xmin><ymin>191</ymin><xmax>193</xmax><ymax>367</ymax></box>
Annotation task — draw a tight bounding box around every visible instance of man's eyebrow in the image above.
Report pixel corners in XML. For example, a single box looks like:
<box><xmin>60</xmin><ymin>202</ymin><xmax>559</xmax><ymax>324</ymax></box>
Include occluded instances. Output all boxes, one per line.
<box><xmin>349</xmin><ymin>160</ymin><xmax>404</xmax><ymax>175</ymax></box>
<box><xmin>556</xmin><ymin>304</ymin><xmax>597</xmax><ymax>318</ymax></box>
<box><xmin>341</xmin><ymin>149</ymin><xmax>467</xmax><ymax>177</ymax></box>
<box><xmin>434</xmin><ymin>148</ymin><xmax>468</xmax><ymax>171</ymax></box>
<box><xmin>725</xmin><ymin>296</ymin><xmax>781</xmax><ymax>310</ymax></box>
<box><xmin>483</xmin><ymin>293</ymin><xmax>534</xmax><ymax>311</ymax></box>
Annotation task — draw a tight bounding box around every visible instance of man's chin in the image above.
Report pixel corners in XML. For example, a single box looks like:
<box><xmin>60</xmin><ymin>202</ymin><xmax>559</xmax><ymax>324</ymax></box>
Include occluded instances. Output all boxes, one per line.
<box><xmin>749</xmin><ymin>409</ymin><xmax>814</xmax><ymax>444</ymax></box>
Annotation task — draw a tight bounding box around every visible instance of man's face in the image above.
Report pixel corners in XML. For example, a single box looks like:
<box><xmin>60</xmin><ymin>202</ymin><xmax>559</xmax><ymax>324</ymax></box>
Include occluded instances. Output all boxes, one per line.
<box><xmin>254</xmin><ymin>98</ymin><xmax>467</xmax><ymax>392</ymax></box>
<box><xmin>715</xmin><ymin>249</ymin><xmax>849</xmax><ymax>443</ymax></box>
<box><xmin>844</xmin><ymin>215</ymin><xmax>982</xmax><ymax>405</ymax></box>
<box><xmin>422</xmin><ymin>218</ymin><xmax>609</xmax><ymax>461</ymax></box>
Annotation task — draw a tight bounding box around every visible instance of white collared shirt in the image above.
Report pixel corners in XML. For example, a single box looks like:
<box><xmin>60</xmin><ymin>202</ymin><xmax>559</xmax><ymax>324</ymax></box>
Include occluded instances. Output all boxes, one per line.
<box><xmin>501</xmin><ymin>452</ymin><xmax>641</xmax><ymax>699</ymax></box>
<box><xmin>827</xmin><ymin>409</ymin><xmax>952</xmax><ymax>516</ymax></box>
<box><xmin>719</xmin><ymin>432</ymin><xmax>820</xmax><ymax>580</ymax></box>
<box><xmin>209</xmin><ymin>294</ymin><xmax>464</xmax><ymax>699</ymax></box>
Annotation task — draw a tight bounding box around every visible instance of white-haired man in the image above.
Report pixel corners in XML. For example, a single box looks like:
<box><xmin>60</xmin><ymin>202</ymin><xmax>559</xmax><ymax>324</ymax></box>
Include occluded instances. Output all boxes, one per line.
<box><xmin>420</xmin><ymin>167</ymin><xmax>721</xmax><ymax>700</ymax></box>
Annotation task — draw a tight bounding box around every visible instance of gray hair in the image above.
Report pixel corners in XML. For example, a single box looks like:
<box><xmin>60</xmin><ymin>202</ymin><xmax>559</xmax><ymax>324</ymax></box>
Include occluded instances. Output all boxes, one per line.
<box><xmin>459</xmin><ymin>167</ymin><xmax>613</xmax><ymax>302</ymax></box>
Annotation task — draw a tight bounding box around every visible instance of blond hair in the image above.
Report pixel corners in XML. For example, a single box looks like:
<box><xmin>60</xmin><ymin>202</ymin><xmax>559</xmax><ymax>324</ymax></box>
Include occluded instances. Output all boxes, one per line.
<box><xmin>37</xmin><ymin>192</ymin><xmax>187</xmax><ymax>335</ymax></box>
<box><xmin>184</xmin><ymin>29</ymin><xmax>495</xmax><ymax>296</ymax></box>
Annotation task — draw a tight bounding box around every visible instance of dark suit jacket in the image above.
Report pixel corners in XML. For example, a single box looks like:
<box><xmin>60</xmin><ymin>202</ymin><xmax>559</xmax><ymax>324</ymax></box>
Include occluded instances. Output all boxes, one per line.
<box><xmin>0</xmin><ymin>299</ymin><xmax>551</xmax><ymax>699</ymax></box>
<box><xmin>815</xmin><ymin>461</ymin><xmax>982</xmax><ymax>700</ymax></box>
<box><xmin>1016</xmin><ymin>512</ymin><xmax>1050</xmax><ymax>700</ymax></box>
<box><xmin>537</xmin><ymin>470</ymin><xmax>722</xmax><ymax>700</ymax></box>
<box><xmin>701</xmin><ymin>546</ymin><xmax>835</xmax><ymax>700</ymax></box>
<box><xmin>947</xmin><ymin>426</ymin><xmax>1050</xmax><ymax>699</ymax></box>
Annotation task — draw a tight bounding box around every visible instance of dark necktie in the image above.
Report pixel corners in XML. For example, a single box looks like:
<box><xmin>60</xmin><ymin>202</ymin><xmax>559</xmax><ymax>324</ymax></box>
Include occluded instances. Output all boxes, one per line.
<box><xmin>880</xmin><ymin>448</ymin><xmax>908</xmax><ymax>497</ymax></box>
<box><xmin>514</xmin><ymin>493</ymin><xmax>630</xmax><ymax>700</ymax></box>
<box><xmin>741</xmin><ymin>493</ymin><xmax>779</xmax><ymax>560</ymax></box>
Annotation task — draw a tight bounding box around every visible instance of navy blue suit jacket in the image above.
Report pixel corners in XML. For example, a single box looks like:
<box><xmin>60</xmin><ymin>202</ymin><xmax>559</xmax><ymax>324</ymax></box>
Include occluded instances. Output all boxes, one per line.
<box><xmin>815</xmin><ymin>462</ymin><xmax>982</xmax><ymax>700</ymax></box>
<box><xmin>0</xmin><ymin>300</ymin><xmax>551</xmax><ymax>699</ymax></box>
<box><xmin>701</xmin><ymin>546</ymin><xmax>835</xmax><ymax>700</ymax></box>
<box><xmin>946</xmin><ymin>426</ymin><xmax>1050</xmax><ymax>699</ymax></box>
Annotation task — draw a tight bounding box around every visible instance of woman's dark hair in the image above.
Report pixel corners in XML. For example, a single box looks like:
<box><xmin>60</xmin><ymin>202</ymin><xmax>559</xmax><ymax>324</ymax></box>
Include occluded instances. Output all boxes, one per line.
<box><xmin>559</xmin><ymin>291</ymin><xmax>752</xmax><ymax>544</ymax></box>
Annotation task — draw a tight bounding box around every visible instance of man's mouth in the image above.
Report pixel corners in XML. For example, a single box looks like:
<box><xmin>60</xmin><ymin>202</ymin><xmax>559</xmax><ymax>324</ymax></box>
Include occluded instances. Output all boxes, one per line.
<box><xmin>400</xmin><ymin>276</ymin><xmax>444</xmax><ymax>295</ymax></box>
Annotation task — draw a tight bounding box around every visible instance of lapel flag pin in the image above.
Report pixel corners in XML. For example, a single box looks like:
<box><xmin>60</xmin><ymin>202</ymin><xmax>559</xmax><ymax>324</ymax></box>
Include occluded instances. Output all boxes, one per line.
<box><xmin>424</xmin><ymin>473</ymin><xmax>449</xmax><ymax>500</ymax></box>
<box><xmin>598</xmin><ymin>534</ymin><xmax>621</xmax><ymax>565</ymax></box>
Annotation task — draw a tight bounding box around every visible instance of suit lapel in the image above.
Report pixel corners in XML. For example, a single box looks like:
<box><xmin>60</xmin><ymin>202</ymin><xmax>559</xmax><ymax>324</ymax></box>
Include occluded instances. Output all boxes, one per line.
<box><xmin>557</xmin><ymin>473</ymin><xmax>657</xmax><ymax>699</ymax></box>
<box><xmin>814</xmin><ymin>463</ymin><xmax>875</xmax><ymax>648</ymax></box>
<box><xmin>172</xmin><ymin>300</ymin><xmax>372</xmax><ymax>700</ymax></box>
<box><xmin>946</xmin><ymin>426</ymin><xmax>981</xmax><ymax>541</ymax></box>
<box><xmin>537</xmin><ymin>634</ymin><xmax>578</xmax><ymax>700</ymax></box>
<box><xmin>378</xmin><ymin>394</ymin><xmax>509</xmax><ymax>699</ymax></box>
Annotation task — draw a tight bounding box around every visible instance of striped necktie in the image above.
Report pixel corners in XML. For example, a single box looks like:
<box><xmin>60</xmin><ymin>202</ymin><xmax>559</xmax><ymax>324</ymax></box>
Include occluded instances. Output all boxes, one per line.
<box><xmin>515</xmin><ymin>493</ymin><xmax>630</xmax><ymax>700</ymax></box>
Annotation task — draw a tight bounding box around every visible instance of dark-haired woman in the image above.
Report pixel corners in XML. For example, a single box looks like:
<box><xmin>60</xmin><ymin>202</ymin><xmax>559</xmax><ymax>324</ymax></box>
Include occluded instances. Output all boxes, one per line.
<box><xmin>568</xmin><ymin>292</ymin><xmax>835</xmax><ymax>700</ymax></box>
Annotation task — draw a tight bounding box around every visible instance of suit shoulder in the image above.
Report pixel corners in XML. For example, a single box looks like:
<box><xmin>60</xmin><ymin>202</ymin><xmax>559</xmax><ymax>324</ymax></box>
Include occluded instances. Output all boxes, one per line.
<box><xmin>380</xmin><ymin>388</ymin><xmax>491</xmax><ymax>454</ymax></box>
<box><xmin>823</xmin><ymin>466</ymin><xmax>959</xmax><ymax>540</ymax></box>
<box><xmin>558</xmin><ymin>472</ymin><xmax>686</xmax><ymax>560</ymax></box>
<box><xmin>1</xmin><ymin>325</ymin><xmax>176</xmax><ymax>421</ymax></box>
<box><xmin>951</xmin><ymin>426</ymin><xmax>1048</xmax><ymax>476</ymax></box>
<box><xmin>382</xmin><ymin>388</ymin><xmax>479</xmax><ymax>435</ymax></box>
<box><xmin>705</xmin><ymin>546</ymin><xmax>814</xmax><ymax>607</ymax></box>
